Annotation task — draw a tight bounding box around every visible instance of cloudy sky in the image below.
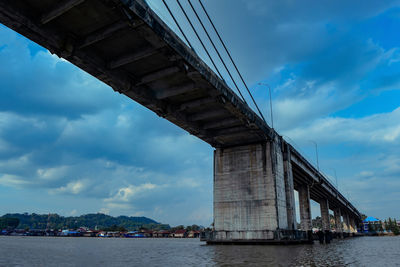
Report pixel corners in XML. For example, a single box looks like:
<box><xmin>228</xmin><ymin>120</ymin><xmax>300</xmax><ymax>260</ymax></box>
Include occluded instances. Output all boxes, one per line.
<box><xmin>1</xmin><ymin>0</ymin><xmax>400</xmax><ymax>226</ymax></box>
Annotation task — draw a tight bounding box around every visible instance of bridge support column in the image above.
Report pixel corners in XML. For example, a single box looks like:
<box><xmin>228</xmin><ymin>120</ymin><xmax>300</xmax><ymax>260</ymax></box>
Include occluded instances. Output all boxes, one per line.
<box><xmin>349</xmin><ymin>217</ymin><xmax>357</xmax><ymax>234</ymax></box>
<box><xmin>283</xmin><ymin>144</ymin><xmax>296</xmax><ymax>230</ymax></box>
<box><xmin>207</xmin><ymin>140</ymin><xmax>306</xmax><ymax>244</ymax></box>
<box><xmin>298</xmin><ymin>184</ymin><xmax>312</xmax><ymax>242</ymax></box>
<box><xmin>320</xmin><ymin>198</ymin><xmax>331</xmax><ymax>243</ymax></box>
<box><xmin>320</xmin><ymin>199</ymin><xmax>330</xmax><ymax>231</ymax></box>
<box><xmin>343</xmin><ymin>213</ymin><xmax>350</xmax><ymax>236</ymax></box>
<box><xmin>334</xmin><ymin>208</ymin><xmax>343</xmax><ymax>238</ymax></box>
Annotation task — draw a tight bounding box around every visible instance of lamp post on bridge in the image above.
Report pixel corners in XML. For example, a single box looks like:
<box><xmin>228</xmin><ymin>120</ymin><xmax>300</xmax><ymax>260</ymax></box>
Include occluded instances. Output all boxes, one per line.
<box><xmin>258</xmin><ymin>83</ymin><xmax>274</xmax><ymax>129</ymax></box>
<box><xmin>329</xmin><ymin>168</ymin><xmax>339</xmax><ymax>190</ymax></box>
<box><xmin>308</xmin><ymin>140</ymin><xmax>319</xmax><ymax>172</ymax></box>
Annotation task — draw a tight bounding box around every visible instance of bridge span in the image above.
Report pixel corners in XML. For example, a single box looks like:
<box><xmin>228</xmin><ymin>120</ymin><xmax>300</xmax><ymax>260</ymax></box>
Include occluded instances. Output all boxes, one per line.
<box><xmin>0</xmin><ymin>0</ymin><xmax>361</xmax><ymax>243</ymax></box>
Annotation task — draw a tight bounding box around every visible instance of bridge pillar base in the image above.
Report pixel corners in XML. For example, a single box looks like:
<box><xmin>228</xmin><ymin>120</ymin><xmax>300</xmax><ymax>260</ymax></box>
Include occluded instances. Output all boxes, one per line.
<box><xmin>203</xmin><ymin>230</ymin><xmax>311</xmax><ymax>244</ymax></box>
<box><xmin>211</xmin><ymin>141</ymin><xmax>301</xmax><ymax>244</ymax></box>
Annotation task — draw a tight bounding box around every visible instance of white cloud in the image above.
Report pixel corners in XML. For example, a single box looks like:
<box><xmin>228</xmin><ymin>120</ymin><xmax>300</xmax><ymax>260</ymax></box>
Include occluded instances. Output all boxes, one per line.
<box><xmin>105</xmin><ymin>183</ymin><xmax>158</xmax><ymax>203</ymax></box>
<box><xmin>283</xmin><ymin>107</ymin><xmax>400</xmax><ymax>145</ymax></box>
<box><xmin>51</xmin><ymin>180</ymin><xmax>87</xmax><ymax>195</ymax></box>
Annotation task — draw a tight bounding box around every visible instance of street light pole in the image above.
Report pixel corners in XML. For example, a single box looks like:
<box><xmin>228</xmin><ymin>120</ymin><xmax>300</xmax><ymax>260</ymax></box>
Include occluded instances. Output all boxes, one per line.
<box><xmin>308</xmin><ymin>140</ymin><xmax>319</xmax><ymax>172</ymax></box>
<box><xmin>258</xmin><ymin>83</ymin><xmax>274</xmax><ymax>129</ymax></box>
<box><xmin>332</xmin><ymin>169</ymin><xmax>338</xmax><ymax>190</ymax></box>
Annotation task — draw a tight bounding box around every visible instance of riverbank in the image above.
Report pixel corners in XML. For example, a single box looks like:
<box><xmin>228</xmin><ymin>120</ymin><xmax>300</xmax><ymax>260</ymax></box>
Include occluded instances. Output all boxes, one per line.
<box><xmin>1</xmin><ymin>228</ymin><xmax>201</xmax><ymax>238</ymax></box>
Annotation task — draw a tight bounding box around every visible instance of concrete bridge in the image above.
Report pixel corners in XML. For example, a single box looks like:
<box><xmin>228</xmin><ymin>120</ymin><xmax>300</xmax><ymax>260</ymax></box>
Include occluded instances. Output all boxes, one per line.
<box><xmin>0</xmin><ymin>0</ymin><xmax>361</xmax><ymax>244</ymax></box>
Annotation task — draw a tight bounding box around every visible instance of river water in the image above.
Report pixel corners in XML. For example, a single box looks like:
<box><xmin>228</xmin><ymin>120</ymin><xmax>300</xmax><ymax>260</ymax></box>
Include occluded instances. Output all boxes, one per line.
<box><xmin>0</xmin><ymin>236</ymin><xmax>399</xmax><ymax>266</ymax></box>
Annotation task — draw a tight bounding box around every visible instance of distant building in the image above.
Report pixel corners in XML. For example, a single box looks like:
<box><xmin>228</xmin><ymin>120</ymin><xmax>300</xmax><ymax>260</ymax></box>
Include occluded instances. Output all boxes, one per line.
<box><xmin>187</xmin><ymin>230</ymin><xmax>200</xmax><ymax>238</ymax></box>
<box><xmin>362</xmin><ymin>216</ymin><xmax>381</xmax><ymax>233</ymax></box>
<box><xmin>172</xmin><ymin>229</ymin><xmax>186</xmax><ymax>238</ymax></box>
<box><xmin>154</xmin><ymin>230</ymin><xmax>170</xmax><ymax>238</ymax></box>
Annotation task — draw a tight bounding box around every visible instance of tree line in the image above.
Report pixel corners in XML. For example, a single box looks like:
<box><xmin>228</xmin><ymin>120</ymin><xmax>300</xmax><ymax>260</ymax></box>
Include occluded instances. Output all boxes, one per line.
<box><xmin>0</xmin><ymin>213</ymin><xmax>166</xmax><ymax>231</ymax></box>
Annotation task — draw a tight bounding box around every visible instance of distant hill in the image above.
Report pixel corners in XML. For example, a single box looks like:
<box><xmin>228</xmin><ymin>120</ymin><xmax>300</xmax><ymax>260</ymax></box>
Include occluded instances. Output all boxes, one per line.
<box><xmin>1</xmin><ymin>213</ymin><xmax>170</xmax><ymax>231</ymax></box>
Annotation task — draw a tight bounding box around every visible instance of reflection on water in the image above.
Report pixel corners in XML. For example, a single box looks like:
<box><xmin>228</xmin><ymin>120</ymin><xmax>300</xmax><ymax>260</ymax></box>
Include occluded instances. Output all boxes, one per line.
<box><xmin>0</xmin><ymin>236</ymin><xmax>399</xmax><ymax>266</ymax></box>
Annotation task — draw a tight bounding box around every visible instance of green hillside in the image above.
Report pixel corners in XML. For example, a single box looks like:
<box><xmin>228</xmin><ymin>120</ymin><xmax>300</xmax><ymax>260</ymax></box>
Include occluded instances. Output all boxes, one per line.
<box><xmin>1</xmin><ymin>213</ymin><xmax>169</xmax><ymax>231</ymax></box>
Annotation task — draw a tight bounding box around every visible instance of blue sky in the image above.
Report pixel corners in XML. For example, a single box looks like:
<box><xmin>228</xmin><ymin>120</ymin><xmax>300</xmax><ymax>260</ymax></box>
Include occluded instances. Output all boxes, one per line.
<box><xmin>1</xmin><ymin>0</ymin><xmax>400</xmax><ymax>226</ymax></box>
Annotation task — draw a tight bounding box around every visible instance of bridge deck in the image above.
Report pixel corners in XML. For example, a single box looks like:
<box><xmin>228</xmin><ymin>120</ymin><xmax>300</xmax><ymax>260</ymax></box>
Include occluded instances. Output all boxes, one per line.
<box><xmin>0</xmin><ymin>0</ymin><xmax>360</xmax><ymax>219</ymax></box>
<box><xmin>0</xmin><ymin>0</ymin><xmax>272</xmax><ymax>148</ymax></box>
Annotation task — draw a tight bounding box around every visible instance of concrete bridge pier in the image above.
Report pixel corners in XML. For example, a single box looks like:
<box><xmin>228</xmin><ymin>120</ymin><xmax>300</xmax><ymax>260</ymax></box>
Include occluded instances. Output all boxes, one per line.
<box><xmin>298</xmin><ymin>184</ymin><xmax>313</xmax><ymax>242</ymax></box>
<box><xmin>349</xmin><ymin>217</ymin><xmax>357</xmax><ymax>235</ymax></box>
<box><xmin>334</xmin><ymin>208</ymin><xmax>343</xmax><ymax>238</ymax></box>
<box><xmin>283</xmin><ymin>144</ymin><xmax>297</xmax><ymax>231</ymax></box>
<box><xmin>207</xmin><ymin>139</ymin><xmax>307</xmax><ymax>244</ymax></box>
<box><xmin>320</xmin><ymin>199</ymin><xmax>331</xmax><ymax>243</ymax></box>
<box><xmin>343</xmin><ymin>213</ymin><xmax>350</xmax><ymax>237</ymax></box>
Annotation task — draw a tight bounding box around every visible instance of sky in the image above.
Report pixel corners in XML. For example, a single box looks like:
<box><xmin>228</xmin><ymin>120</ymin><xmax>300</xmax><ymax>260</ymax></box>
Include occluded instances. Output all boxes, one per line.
<box><xmin>1</xmin><ymin>0</ymin><xmax>400</xmax><ymax>226</ymax></box>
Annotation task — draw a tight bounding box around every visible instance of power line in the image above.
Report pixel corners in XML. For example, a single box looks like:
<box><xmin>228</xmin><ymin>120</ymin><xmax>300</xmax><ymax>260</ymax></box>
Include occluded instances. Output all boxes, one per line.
<box><xmin>161</xmin><ymin>0</ymin><xmax>194</xmax><ymax>51</ymax></box>
<box><xmin>175</xmin><ymin>0</ymin><xmax>225</xmax><ymax>82</ymax></box>
<box><xmin>197</xmin><ymin>0</ymin><xmax>267</xmax><ymax>123</ymax></box>
<box><xmin>186</xmin><ymin>0</ymin><xmax>247</xmax><ymax>104</ymax></box>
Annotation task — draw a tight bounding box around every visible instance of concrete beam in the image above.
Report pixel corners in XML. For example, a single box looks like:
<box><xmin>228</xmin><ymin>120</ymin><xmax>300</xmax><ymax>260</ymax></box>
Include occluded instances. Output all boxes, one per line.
<box><xmin>41</xmin><ymin>0</ymin><xmax>85</xmax><ymax>24</ymax></box>
<box><xmin>298</xmin><ymin>184</ymin><xmax>312</xmax><ymax>231</ymax></box>
<box><xmin>189</xmin><ymin>109</ymin><xmax>228</xmax><ymax>122</ymax></box>
<box><xmin>212</xmin><ymin>126</ymin><xmax>248</xmax><ymax>137</ymax></box>
<box><xmin>291</xmin><ymin>155</ymin><xmax>319</xmax><ymax>184</ymax></box>
<box><xmin>139</xmin><ymin>66</ymin><xmax>180</xmax><ymax>84</ymax></box>
<box><xmin>155</xmin><ymin>83</ymin><xmax>195</xmax><ymax>99</ymax></box>
<box><xmin>320</xmin><ymin>198</ymin><xmax>330</xmax><ymax>231</ymax></box>
<box><xmin>78</xmin><ymin>21</ymin><xmax>128</xmax><ymax>49</ymax></box>
<box><xmin>203</xmin><ymin>118</ymin><xmax>240</xmax><ymax>130</ymax></box>
<box><xmin>178</xmin><ymin>97</ymin><xmax>214</xmax><ymax>111</ymax></box>
<box><xmin>108</xmin><ymin>47</ymin><xmax>159</xmax><ymax>69</ymax></box>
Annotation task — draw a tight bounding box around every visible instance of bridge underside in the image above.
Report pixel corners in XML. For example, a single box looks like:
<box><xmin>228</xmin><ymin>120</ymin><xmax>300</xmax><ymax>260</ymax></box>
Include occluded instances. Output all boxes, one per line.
<box><xmin>0</xmin><ymin>0</ymin><xmax>271</xmax><ymax>148</ymax></box>
<box><xmin>0</xmin><ymin>0</ymin><xmax>361</xmax><ymax>244</ymax></box>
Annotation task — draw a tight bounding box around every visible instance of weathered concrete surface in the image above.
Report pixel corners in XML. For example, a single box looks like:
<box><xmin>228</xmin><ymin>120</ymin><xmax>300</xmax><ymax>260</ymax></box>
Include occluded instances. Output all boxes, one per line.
<box><xmin>283</xmin><ymin>144</ymin><xmax>296</xmax><ymax>230</ymax></box>
<box><xmin>334</xmin><ymin>208</ymin><xmax>343</xmax><ymax>237</ymax></box>
<box><xmin>298</xmin><ymin>185</ymin><xmax>312</xmax><ymax>231</ymax></box>
<box><xmin>212</xmin><ymin>141</ymin><xmax>289</xmax><ymax>241</ymax></box>
<box><xmin>343</xmin><ymin>213</ymin><xmax>350</xmax><ymax>233</ymax></box>
<box><xmin>349</xmin><ymin>217</ymin><xmax>357</xmax><ymax>233</ymax></box>
<box><xmin>320</xmin><ymin>199</ymin><xmax>330</xmax><ymax>231</ymax></box>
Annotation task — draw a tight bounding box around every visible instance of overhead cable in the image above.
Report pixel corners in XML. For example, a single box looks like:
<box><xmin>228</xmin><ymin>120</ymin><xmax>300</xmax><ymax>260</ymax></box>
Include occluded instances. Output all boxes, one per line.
<box><xmin>198</xmin><ymin>0</ymin><xmax>267</xmax><ymax>123</ymax></box>
<box><xmin>175</xmin><ymin>0</ymin><xmax>225</xmax><ymax>81</ymax></box>
<box><xmin>187</xmin><ymin>0</ymin><xmax>247</xmax><ymax>104</ymax></box>
<box><xmin>161</xmin><ymin>0</ymin><xmax>194</xmax><ymax>51</ymax></box>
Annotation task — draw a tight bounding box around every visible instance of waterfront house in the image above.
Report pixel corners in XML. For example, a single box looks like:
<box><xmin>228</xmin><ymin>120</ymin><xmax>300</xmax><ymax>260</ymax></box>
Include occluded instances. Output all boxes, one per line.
<box><xmin>172</xmin><ymin>229</ymin><xmax>186</xmax><ymax>238</ymax></box>
<box><xmin>141</xmin><ymin>230</ymin><xmax>154</xmax><ymax>237</ymax></box>
<box><xmin>187</xmin><ymin>230</ymin><xmax>200</xmax><ymax>238</ymax></box>
<box><xmin>154</xmin><ymin>230</ymin><xmax>170</xmax><ymax>238</ymax></box>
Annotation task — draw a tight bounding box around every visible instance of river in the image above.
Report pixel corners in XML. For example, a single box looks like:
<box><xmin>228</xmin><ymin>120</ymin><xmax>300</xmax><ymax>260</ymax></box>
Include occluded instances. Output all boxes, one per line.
<box><xmin>0</xmin><ymin>236</ymin><xmax>399</xmax><ymax>266</ymax></box>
